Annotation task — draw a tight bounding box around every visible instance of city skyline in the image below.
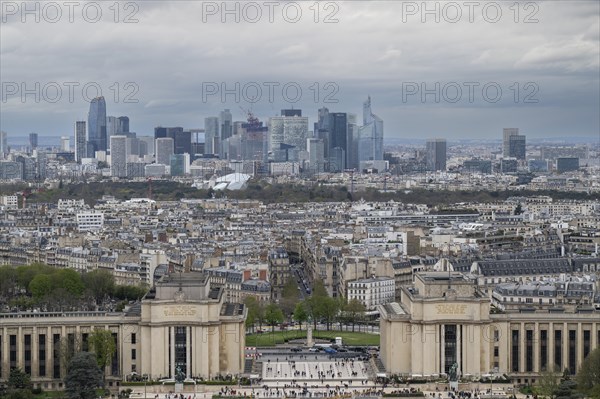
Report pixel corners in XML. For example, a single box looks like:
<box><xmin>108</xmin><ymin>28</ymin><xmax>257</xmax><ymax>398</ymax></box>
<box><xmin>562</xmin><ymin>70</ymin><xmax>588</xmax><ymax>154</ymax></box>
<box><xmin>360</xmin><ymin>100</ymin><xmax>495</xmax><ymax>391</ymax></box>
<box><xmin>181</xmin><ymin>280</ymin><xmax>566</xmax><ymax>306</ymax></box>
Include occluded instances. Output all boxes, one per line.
<box><xmin>1</xmin><ymin>2</ymin><xmax>598</xmax><ymax>140</ymax></box>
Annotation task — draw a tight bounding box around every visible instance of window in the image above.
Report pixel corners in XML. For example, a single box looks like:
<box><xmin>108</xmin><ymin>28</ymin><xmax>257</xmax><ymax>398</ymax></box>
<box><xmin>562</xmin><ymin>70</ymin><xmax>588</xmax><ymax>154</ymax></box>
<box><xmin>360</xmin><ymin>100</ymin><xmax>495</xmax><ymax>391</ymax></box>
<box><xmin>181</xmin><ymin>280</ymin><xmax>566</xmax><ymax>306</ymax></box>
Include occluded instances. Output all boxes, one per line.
<box><xmin>131</xmin><ymin>333</ymin><xmax>137</xmax><ymax>344</ymax></box>
<box><xmin>39</xmin><ymin>334</ymin><xmax>46</xmax><ymax>377</ymax></box>
<box><xmin>131</xmin><ymin>349</ymin><xmax>136</xmax><ymax>360</ymax></box>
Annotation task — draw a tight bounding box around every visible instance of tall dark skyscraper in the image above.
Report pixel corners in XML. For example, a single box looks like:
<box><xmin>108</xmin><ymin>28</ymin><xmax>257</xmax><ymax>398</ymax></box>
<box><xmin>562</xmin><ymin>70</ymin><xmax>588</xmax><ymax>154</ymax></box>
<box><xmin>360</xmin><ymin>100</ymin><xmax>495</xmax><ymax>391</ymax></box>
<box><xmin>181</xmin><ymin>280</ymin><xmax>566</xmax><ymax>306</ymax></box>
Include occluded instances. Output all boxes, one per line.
<box><xmin>175</xmin><ymin>129</ymin><xmax>192</xmax><ymax>155</ymax></box>
<box><xmin>426</xmin><ymin>138</ymin><xmax>447</xmax><ymax>171</ymax></box>
<box><xmin>281</xmin><ymin>109</ymin><xmax>302</xmax><ymax>117</ymax></box>
<box><xmin>508</xmin><ymin>134</ymin><xmax>526</xmax><ymax>160</ymax></box>
<box><xmin>503</xmin><ymin>128</ymin><xmax>519</xmax><ymax>158</ymax></box>
<box><xmin>154</xmin><ymin>127</ymin><xmax>191</xmax><ymax>154</ymax></box>
<box><xmin>154</xmin><ymin>127</ymin><xmax>168</xmax><ymax>139</ymax></box>
<box><xmin>75</xmin><ymin>121</ymin><xmax>86</xmax><ymax>162</ymax></box>
<box><xmin>29</xmin><ymin>133</ymin><xmax>38</xmax><ymax>151</ymax></box>
<box><xmin>328</xmin><ymin>112</ymin><xmax>347</xmax><ymax>171</ymax></box>
<box><xmin>87</xmin><ymin>96</ymin><xmax>107</xmax><ymax>157</ymax></box>
<box><xmin>220</xmin><ymin>109</ymin><xmax>233</xmax><ymax>157</ymax></box>
<box><xmin>118</xmin><ymin>116</ymin><xmax>130</xmax><ymax>133</ymax></box>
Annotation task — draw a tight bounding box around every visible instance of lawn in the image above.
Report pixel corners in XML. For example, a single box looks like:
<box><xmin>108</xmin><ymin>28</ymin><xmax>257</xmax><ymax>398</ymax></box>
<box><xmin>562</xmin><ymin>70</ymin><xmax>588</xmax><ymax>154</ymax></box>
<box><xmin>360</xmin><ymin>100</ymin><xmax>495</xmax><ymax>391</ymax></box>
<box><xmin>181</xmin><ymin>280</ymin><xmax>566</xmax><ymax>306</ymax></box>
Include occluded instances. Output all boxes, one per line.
<box><xmin>245</xmin><ymin>329</ymin><xmax>379</xmax><ymax>347</ymax></box>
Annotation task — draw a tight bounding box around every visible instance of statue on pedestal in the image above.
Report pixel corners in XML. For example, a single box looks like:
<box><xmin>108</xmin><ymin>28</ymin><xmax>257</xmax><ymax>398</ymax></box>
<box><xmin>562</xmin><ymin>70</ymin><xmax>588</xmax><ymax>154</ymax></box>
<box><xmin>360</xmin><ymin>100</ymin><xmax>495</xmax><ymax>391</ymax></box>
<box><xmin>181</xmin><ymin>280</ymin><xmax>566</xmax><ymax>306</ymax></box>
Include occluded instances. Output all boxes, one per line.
<box><xmin>448</xmin><ymin>363</ymin><xmax>458</xmax><ymax>382</ymax></box>
<box><xmin>175</xmin><ymin>366</ymin><xmax>185</xmax><ymax>383</ymax></box>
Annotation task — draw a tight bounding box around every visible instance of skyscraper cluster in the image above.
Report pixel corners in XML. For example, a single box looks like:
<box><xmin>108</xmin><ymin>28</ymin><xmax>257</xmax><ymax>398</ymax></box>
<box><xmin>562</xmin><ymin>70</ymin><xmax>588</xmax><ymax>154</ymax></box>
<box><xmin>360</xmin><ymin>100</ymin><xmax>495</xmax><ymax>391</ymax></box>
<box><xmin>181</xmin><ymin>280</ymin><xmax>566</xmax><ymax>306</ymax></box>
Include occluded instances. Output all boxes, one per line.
<box><xmin>70</xmin><ymin>96</ymin><xmax>384</xmax><ymax>177</ymax></box>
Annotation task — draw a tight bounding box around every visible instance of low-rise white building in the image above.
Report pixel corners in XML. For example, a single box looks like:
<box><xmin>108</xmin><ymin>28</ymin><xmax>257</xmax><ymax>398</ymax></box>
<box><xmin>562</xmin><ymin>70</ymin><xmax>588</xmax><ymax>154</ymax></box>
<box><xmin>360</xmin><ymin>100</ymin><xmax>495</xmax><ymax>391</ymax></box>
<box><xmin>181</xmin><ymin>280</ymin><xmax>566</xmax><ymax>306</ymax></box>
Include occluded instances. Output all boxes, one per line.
<box><xmin>0</xmin><ymin>195</ymin><xmax>18</xmax><ymax>210</ymax></box>
<box><xmin>347</xmin><ymin>276</ymin><xmax>395</xmax><ymax>310</ymax></box>
<box><xmin>76</xmin><ymin>211</ymin><xmax>104</xmax><ymax>232</ymax></box>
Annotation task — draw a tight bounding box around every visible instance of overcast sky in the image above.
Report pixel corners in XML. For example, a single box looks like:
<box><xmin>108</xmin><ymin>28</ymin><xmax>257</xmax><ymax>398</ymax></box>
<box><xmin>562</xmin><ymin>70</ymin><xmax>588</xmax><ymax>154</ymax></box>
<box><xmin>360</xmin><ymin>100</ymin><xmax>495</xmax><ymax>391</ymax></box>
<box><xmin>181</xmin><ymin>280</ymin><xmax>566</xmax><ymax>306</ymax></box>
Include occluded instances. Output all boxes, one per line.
<box><xmin>1</xmin><ymin>0</ymin><xmax>599</xmax><ymax>141</ymax></box>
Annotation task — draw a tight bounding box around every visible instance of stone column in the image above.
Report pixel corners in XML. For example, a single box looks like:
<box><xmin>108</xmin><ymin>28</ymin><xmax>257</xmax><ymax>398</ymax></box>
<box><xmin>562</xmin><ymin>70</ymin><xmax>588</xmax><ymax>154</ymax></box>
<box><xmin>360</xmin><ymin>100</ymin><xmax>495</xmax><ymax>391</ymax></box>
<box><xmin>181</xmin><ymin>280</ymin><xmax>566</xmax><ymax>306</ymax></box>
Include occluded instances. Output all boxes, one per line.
<box><xmin>562</xmin><ymin>323</ymin><xmax>568</xmax><ymax>373</ymax></box>
<box><xmin>170</xmin><ymin>326</ymin><xmax>176</xmax><ymax>379</ymax></box>
<box><xmin>17</xmin><ymin>326</ymin><xmax>23</xmax><ymax>370</ymax></box>
<box><xmin>520</xmin><ymin>323</ymin><xmax>525</xmax><ymax>373</ymax></box>
<box><xmin>1</xmin><ymin>327</ymin><xmax>8</xmax><ymax>380</ymax></box>
<box><xmin>46</xmin><ymin>327</ymin><xmax>52</xmax><ymax>379</ymax></box>
<box><xmin>548</xmin><ymin>322</ymin><xmax>554</xmax><ymax>371</ymax></box>
<box><xmin>441</xmin><ymin>324</ymin><xmax>445</xmax><ymax>374</ymax></box>
<box><xmin>457</xmin><ymin>325</ymin><xmax>462</xmax><ymax>376</ymax></box>
<box><xmin>577</xmin><ymin>323</ymin><xmax>583</xmax><ymax>371</ymax></box>
<box><xmin>533</xmin><ymin>323</ymin><xmax>540</xmax><ymax>373</ymax></box>
<box><xmin>32</xmin><ymin>326</ymin><xmax>38</xmax><ymax>378</ymax></box>
<box><xmin>186</xmin><ymin>326</ymin><xmax>191</xmax><ymax>378</ymax></box>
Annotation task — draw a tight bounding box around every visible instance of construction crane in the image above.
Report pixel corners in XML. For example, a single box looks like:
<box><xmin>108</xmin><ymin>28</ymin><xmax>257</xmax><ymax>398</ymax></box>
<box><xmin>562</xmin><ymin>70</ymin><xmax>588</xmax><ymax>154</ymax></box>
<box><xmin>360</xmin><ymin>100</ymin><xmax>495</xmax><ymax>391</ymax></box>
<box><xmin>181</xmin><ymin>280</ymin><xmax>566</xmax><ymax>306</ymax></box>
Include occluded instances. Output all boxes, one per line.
<box><xmin>238</xmin><ymin>106</ymin><xmax>260</xmax><ymax>128</ymax></box>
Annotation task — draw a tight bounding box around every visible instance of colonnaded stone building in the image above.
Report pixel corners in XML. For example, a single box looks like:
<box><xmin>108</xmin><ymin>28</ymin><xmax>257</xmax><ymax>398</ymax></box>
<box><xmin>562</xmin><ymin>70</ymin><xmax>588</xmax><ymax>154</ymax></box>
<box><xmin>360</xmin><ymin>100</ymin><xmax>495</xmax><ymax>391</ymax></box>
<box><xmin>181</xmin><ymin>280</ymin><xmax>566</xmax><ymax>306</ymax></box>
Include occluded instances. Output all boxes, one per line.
<box><xmin>379</xmin><ymin>272</ymin><xmax>600</xmax><ymax>385</ymax></box>
<box><xmin>0</xmin><ymin>272</ymin><xmax>246</xmax><ymax>390</ymax></box>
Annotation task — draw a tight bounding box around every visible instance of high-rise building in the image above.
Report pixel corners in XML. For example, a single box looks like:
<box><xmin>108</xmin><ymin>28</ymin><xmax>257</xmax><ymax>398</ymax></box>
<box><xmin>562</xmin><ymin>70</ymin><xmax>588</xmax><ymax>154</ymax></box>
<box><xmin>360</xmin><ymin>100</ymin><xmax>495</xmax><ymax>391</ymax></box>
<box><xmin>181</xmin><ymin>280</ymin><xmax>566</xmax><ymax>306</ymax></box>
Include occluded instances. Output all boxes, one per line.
<box><xmin>75</xmin><ymin>121</ymin><xmax>87</xmax><ymax>162</ymax></box>
<box><xmin>347</xmin><ymin>114</ymin><xmax>359</xmax><ymax>170</ymax></box>
<box><xmin>330</xmin><ymin>146</ymin><xmax>346</xmax><ymax>172</ymax></box>
<box><xmin>508</xmin><ymin>134</ymin><xmax>526</xmax><ymax>160</ymax></box>
<box><xmin>328</xmin><ymin>113</ymin><xmax>347</xmax><ymax>171</ymax></box>
<box><xmin>0</xmin><ymin>161</ymin><xmax>22</xmax><ymax>179</ymax></box>
<box><xmin>107</xmin><ymin>116</ymin><xmax>118</xmax><ymax>150</ymax></box>
<box><xmin>154</xmin><ymin>127</ymin><xmax>168</xmax><ymax>139</ymax></box>
<box><xmin>268</xmin><ymin>117</ymin><xmax>285</xmax><ymax>154</ymax></box>
<box><xmin>118</xmin><ymin>116</ymin><xmax>130</xmax><ymax>133</ymax></box>
<box><xmin>174</xmin><ymin>129</ymin><xmax>192</xmax><ymax>155</ymax></box>
<box><xmin>110</xmin><ymin>135</ymin><xmax>128</xmax><ymax>177</ymax></box>
<box><xmin>220</xmin><ymin>109</ymin><xmax>233</xmax><ymax>156</ymax></box>
<box><xmin>501</xmin><ymin>158</ymin><xmax>518</xmax><ymax>173</ymax></box>
<box><xmin>282</xmin><ymin>109</ymin><xmax>302</xmax><ymax>117</ymax></box>
<box><xmin>358</xmin><ymin>97</ymin><xmax>384</xmax><ymax>167</ymax></box>
<box><xmin>138</xmin><ymin>136</ymin><xmax>155</xmax><ymax>157</ymax></box>
<box><xmin>556</xmin><ymin>157</ymin><xmax>579</xmax><ymax>173</ymax></box>
<box><xmin>204</xmin><ymin>117</ymin><xmax>219</xmax><ymax>155</ymax></box>
<box><xmin>36</xmin><ymin>151</ymin><xmax>47</xmax><ymax>180</ymax></box>
<box><xmin>61</xmin><ymin>136</ymin><xmax>70</xmax><ymax>152</ymax></box>
<box><xmin>155</xmin><ymin>137</ymin><xmax>174</xmax><ymax>166</ymax></box>
<box><xmin>503</xmin><ymin>128</ymin><xmax>519</xmax><ymax>158</ymax></box>
<box><xmin>170</xmin><ymin>153</ymin><xmax>189</xmax><ymax>176</ymax></box>
<box><xmin>29</xmin><ymin>133</ymin><xmax>38</xmax><ymax>151</ymax></box>
<box><xmin>426</xmin><ymin>138</ymin><xmax>447</xmax><ymax>171</ymax></box>
<box><xmin>87</xmin><ymin>96</ymin><xmax>107</xmax><ymax>157</ymax></box>
<box><xmin>268</xmin><ymin>113</ymin><xmax>309</xmax><ymax>155</ymax></box>
<box><xmin>0</xmin><ymin>131</ymin><xmax>7</xmax><ymax>158</ymax></box>
<box><xmin>307</xmin><ymin>138</ymin><xmax>325</xmax><ymax>174</ymax></box>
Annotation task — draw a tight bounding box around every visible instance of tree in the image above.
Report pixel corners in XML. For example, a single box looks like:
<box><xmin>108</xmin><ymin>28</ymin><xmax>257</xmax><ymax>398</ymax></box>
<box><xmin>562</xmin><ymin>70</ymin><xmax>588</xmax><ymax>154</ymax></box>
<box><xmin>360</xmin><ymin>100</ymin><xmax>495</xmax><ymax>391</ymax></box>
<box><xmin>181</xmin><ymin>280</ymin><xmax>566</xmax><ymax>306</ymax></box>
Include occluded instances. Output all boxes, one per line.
<box><xmin>576</xmin><ymin>347</ymin><xmax>600</xmax><ymax>397</ymax></box>
<box><xmin>312</xmin><ymin>279</ymin><xmax>328</xmax><ymax>298</ymax></box>
<box><xmin>57</xmin><ymin>335</ymin><xmax>82</xmax><ymax>377</ymax></box>
<box><xmin>553</xmin><ymin>379</ymin><xmax>581</xmax><ymax>399</ymax></box>
<box><xmin>293</xmin><ymin>302</ymin><xmax>308</xmax><ymax>330</ymax></box>
<box><xmin>0</xmin><ymin>266</ymin><xmax>17</xmax><ymax>298</ymax></box>
<box><xmin>65</xmin><ymin>352</ymin><xmax>103</xmax><ymax>399</ymax></box>
<box><xmin>82</xmin><ymin>270</ymin><xmax>115</xmax><ymax>304</ymax></box>
<box><xmin>280</xmin><ymin>279</ymin><xmax>300</xmax><ymax>317</ymax></box>
<box><xmin>8</xmin><ymin>368</ymin><xmax>31</xmax><ymax>390</ymax></box>
<box><xmin>319</xmin><ymin>297</ymin><xmax>339</xmax><ymax>331</ymax></box>
<box><xmin>89</xmin><ymin>329</ymin><xmax>116</xmax><ymax>382</ymax></box>
<box><xmin>304</xmin><ymin>297</ymin><xmax>321</xmax><ymax>330</ymax></box>
<box><xmin>514</xmin><ymin>203</ymin><xmax>523</xmax><ymax>215</ymax></box>
<box><xmin>537</xmin><ymin>366</ymin><xmax>560</xmax><ymax>398</ymax></box>
<box><xmin>244</xmin><ymin>297</ymin><xmax>265</xmax><ymax>331</ymax></box>
<box><xmin>29</xmin><ymin>274</ymin><xmax>52</xmax><ymax>300</ymax></box>
<box><xmin>264</xmin><ymin>303</ymin><xmax>284</xmax><ymax>333</ymax></box>
<box><xmin>344</xmin><ymin>299</ymin><xmax>366</xmax><ymax>332</ymax></box>
<box><xmin>51</xmin><ymin>269</ymin><xmax>85</xmax><ymax>297</ymax></box>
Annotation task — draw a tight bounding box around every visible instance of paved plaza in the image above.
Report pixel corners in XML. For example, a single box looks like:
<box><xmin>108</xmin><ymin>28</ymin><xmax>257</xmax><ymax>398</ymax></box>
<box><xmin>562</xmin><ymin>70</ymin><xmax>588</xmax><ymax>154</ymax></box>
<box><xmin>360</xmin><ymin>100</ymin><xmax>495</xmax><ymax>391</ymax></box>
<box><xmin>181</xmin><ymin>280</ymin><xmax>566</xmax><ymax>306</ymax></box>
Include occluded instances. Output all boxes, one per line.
<box><xmin>262</xmin><ymin>360</ymin><xmax>371</xmax><ymax>386</ymax></box>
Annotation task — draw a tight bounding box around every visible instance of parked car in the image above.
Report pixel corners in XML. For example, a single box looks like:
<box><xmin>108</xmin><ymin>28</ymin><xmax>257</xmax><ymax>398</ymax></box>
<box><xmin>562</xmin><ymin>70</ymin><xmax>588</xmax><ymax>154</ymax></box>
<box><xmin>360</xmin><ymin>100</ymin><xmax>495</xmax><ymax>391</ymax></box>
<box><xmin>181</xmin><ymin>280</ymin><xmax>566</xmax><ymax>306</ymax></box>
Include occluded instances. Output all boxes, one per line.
<box><xmin>291</xmin><ymin>347</ymin><xmax>302</xmax><ymax>352</ymax></box>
